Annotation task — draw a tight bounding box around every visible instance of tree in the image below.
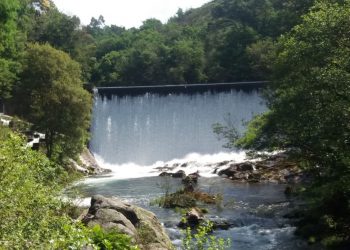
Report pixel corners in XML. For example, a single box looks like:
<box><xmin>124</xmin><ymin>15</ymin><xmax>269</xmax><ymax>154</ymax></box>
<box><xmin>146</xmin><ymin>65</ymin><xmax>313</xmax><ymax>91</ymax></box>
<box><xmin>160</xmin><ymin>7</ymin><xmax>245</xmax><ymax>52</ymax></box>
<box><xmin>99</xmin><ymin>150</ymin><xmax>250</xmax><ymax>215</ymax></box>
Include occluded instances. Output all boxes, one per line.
<box><xmin>225</xmin><ymin>1</ymin><xmax>350</xmax><ymax>247</ymax></box>
<box><xmin>30</xmin><ymin>9</ymin><xmax>81</xmax><ymax>53</ymax></box>
<box><xmin>246</xmin><ymin>38</ymin><xmax>276</xmax><ymax>80</ymax></box>
<box><xmin>86</xmin><ymin>15</ymin><xmax>106</xmax><ymax>38</ymax></box>
<box><xmin>249</xmin><ymin>0</ymin><xmax>350</xmax><ymax>168</ymax></box>
<box><xmin>93</xmin><ymin>50</ymin><xmax>127</xmax><ymax>86</ymax></box>
<box><xmin>140</xmin><ymin>18</ymin><xmax>163</xmax><ymax>31</ymax></box>
<box><xmin>167</xmin><ymin>39</ymin><xmax>206</xmax><ymax>84</ymax></box>
<box><xmin>15</xmin><ymin>43</ymin><xmax>91</xmax><ymax>159</ymax></box>
<box><xmin>0</xmin><ymin>0</ymin><xmax>22</xmax><ymax>101</ymax></box>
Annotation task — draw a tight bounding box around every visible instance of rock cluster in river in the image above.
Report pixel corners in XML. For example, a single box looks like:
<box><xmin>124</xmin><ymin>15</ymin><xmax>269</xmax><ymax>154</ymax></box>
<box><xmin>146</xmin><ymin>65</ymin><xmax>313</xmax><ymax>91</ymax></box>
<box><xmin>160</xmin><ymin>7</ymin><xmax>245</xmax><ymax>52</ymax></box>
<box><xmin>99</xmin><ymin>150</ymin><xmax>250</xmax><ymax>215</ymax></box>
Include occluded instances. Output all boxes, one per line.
<box><xmin>158</xmin><ymin>153</ymin><xmax>303</xmax><ymax>184</ymax></box>
<box><xmin>82</xmin><ymin>195</ymin><xmax>173</xmax><ymax>250</ymax></box>
<box><xmin>218</xmin><ymin>154</ymin><xmax>302</xmax><ymax>183</ymax></box>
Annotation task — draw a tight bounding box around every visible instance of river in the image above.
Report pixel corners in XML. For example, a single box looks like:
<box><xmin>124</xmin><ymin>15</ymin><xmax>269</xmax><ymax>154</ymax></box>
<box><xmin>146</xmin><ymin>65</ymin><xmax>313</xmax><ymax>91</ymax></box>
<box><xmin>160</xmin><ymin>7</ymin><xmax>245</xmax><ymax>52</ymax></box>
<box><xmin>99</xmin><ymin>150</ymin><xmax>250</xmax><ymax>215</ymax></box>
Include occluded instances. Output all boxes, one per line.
<box><xmin>79</xmin><ymin>87</ymin><xmax>310</xmax><ymax>249</ymax></box>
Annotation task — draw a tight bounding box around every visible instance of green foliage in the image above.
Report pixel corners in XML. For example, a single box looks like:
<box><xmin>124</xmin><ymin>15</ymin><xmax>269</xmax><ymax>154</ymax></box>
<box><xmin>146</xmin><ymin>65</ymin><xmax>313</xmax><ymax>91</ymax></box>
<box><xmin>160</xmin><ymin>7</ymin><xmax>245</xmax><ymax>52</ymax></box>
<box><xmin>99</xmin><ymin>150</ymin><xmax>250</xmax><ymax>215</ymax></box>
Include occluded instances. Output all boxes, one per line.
<box><xmin>153</xmin><ymin>187</ymin><xmax>221</xmax><ymax>210</ymax></box>
<box><xmin>89</xmin><ymin>225</ymin><xmax>139</xmax><ymax>250</ymax></box>
<box><xmin>15</xmin><ymin>43</ymin><xmax>92</xmax><ymax>160</ymax></box>
<box><xmin>226</xmin><ymin>0</ymin><xmax>350</xmax><ymax>247</ymax></box>
<box><xmin>246</xmin><ymin>38</ymin><xmax>276</xmax><ymax>80</ymax></box>
<box><xmin>7</xmin><ymin>0</ymin><xmax>318</xmax><ymax>87</ymax></box>
<box><xmin>212</xmin><ymin>122</ymin><xmax>239</xmax><ymax>149</ymax></box>
<box><xmin>247</xmin><ymin>0</ymin><xmax>350</xmax><ymax>167</ymax></box>
<box><xmin>235</xmin><ymin>113</ymin><xmax>271</xmax><ymax>150</ymax></box>
<box><xmin>0</xmin><ymin>0</ymin><xmax>22</xmax><ymax>99</ymax></box>
<box><xmin>136</xmin><ymin>223</ymin><xmax>155</xmax><ymax>247</ymax></box>
<box><xmin>0</xmin><ymin>129</ymin><xmax>139</xmax><ymax>249</ymax></box>
<box><xmin>8</xmin><ymin>115</ymin><xmax>32</xmax><ymax>134</ymax></box>
<box><xmin>182</xmin><ymin>221</ymin><xmax>231</xmax><ymax>250</ymax></box>
<box><xmin>0</xmin><ymin>131</ymin><xmax>91</xmax><ymax>249</ymax></box>
<box><xmin>85</xmin><ymin>0</ymin><xmax>318</xmax><ymax>86</ymax></box>
<box><xmin>30</xmin><ymin>9</ymin><xmax>81</xmax><ymax>52</ymax></box>
<box><xmin>155</xmin><ymin>189</ymin><xmax>197</xmax><ymax>209</ymax></box>
<box><xmin>0</xmin><ymin>125</ymin><xmax>11</xmax><ymax>140</ymax></box>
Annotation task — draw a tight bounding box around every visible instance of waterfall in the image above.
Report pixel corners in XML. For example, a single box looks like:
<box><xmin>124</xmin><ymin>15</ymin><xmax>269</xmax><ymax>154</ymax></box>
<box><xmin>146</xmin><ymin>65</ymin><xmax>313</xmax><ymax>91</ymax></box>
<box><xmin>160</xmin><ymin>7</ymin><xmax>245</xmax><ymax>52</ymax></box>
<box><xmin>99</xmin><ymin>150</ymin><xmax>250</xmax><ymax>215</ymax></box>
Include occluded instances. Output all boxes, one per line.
<box><xmin>89</xmin><ymin>89</ymin><xmax>266</xmax><ymax>180</ymax></box>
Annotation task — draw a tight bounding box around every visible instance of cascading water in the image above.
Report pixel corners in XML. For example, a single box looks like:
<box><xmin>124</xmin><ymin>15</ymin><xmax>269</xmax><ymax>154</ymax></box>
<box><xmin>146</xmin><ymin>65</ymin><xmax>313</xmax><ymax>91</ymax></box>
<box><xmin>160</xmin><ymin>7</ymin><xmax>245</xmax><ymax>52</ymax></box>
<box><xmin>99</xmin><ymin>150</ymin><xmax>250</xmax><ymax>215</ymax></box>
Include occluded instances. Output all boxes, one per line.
<box><xmin>80</xmin><ymin>88</ymin><xmax>309</xmax><ymax>250</ymax></box>
<box><xmin>89</xmin><ymin>89</ymin><xmax>266</xmax><ymax>179</ymax></box>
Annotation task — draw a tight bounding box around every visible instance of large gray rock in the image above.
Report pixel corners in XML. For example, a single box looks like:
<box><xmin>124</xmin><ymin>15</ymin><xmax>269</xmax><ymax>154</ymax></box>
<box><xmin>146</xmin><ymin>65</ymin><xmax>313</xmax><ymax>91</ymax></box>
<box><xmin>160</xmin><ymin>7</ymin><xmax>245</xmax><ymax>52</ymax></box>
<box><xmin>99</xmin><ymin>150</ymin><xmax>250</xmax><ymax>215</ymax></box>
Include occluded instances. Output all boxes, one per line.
<box><xmin>79</xmin><ymin>148</ymin><xmax>112</xmax><ymax>175</ymax></box>
<box><xmin>83</xmin><ymin>195</ymin><xmax>173</xmax><ymax>250</ymax></box>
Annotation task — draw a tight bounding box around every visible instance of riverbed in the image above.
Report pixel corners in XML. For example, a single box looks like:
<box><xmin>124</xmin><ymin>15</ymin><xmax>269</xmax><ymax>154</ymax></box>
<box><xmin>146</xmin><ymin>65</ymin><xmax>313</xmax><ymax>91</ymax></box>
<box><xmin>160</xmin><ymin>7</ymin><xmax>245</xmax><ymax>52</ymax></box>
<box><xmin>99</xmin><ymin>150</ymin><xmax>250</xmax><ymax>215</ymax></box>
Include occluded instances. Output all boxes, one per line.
<box><xmin>77</xmin><ymin>175</ymin><xmax>311</xmax><ymax>250</ymax></box>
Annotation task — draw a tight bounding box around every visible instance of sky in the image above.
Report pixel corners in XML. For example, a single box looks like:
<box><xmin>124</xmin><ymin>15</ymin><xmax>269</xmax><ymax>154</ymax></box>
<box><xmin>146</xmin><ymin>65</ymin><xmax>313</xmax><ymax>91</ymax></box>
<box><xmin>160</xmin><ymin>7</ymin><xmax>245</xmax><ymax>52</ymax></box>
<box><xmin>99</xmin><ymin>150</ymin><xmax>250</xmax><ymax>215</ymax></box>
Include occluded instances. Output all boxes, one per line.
<box><xmin>53</xmin><ymin>0</ymin><xmax>211</xmax><ymax>28</ymax></box>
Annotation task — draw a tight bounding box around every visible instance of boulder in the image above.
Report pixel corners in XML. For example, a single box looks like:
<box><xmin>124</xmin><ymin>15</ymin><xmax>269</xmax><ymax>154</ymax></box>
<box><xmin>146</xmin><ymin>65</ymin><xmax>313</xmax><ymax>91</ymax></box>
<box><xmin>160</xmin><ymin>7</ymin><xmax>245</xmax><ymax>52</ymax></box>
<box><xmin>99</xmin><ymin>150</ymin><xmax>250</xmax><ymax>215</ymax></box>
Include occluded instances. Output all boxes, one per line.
<box><xmin>80</xmin><ymin>148</ymin><xmax>112</xmax><ymax>175</ymax></box>
<box><xmin>217</xmin><ymin>152</ymin><xmax>302</xmax><ymax>184</ymax></box>
<box><xmin>83</xmin><ymin>195</ymin><xmax>173</xmax><ymax>250</ymax></box>
<box><xmin>182</xmin><ymin>171</ymin><xmax>200</xmax><ymax>185</ymax></box>
<box><xmin>235</xmin><ymin>172</ymin><xmax>250</xmax><ymax>181</ymax></box>
<box><xmin>178</xmin><ymin>208</ymin><xmax>204</xmax><ymax>228</ymax></box>
<box><xmin>178</xmin><ymin>210</ymin><xmax>234</xmax><ymax>231</ymax></box>
<box><xmin>210</xmin><ymin>218</ymin><xmax>235</xmax><ymax>230</ymax></box>
<box><xmin>217</xmin><ymin>161</ymin><xmax>230</xmax><ymax>167</ymax></box>
<box><xmin>172</xmin><ymin>170</ymin><xmax>186</xmax><ymax>178</ymax></box>
<box><xmin>236</xmin><ymin>162</ymin><xmax>255</xmax><ymax>171</ymax></box>
<box><xmin>218</xmin><ymin>166</ymin><xmax>236</xmax><ymax>177</ymax></box>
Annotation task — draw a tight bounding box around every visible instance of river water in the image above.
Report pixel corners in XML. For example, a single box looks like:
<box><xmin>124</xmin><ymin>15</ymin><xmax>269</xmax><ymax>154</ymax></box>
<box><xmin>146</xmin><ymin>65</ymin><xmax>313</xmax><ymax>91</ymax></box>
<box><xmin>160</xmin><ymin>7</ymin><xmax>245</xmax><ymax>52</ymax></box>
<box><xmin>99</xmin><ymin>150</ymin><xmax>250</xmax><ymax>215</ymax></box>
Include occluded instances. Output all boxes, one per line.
<box><xmin>80</xmin><ymin>88</ymin><xmax>310</xmax><ymax>249</ymax></box>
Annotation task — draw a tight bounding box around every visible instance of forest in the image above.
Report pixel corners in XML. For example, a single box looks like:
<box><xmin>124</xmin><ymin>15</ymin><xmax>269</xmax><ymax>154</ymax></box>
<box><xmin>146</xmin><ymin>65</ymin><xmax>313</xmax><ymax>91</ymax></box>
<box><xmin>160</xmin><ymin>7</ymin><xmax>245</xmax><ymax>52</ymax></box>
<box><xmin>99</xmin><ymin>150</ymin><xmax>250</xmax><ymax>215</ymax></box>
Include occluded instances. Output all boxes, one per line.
<box><xmin>1</xmin><ymin>0</ymin><xmax>316</xmax><ymax>92</ymax></box>
<box><xmin>0</xmin><ymin>0</ymin><xmax>349</xmax><ymax>249</ymax></box>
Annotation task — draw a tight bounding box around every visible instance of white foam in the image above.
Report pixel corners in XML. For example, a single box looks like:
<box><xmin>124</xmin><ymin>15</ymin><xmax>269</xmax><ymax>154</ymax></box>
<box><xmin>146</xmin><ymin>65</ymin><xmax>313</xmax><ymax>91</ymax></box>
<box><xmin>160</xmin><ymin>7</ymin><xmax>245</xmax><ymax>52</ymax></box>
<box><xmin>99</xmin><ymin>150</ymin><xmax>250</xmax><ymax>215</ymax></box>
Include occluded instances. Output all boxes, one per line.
<box><xmin>82</xmin><ymin>151</ymin><xmax>248</xmax><ymax>184</ymax></box>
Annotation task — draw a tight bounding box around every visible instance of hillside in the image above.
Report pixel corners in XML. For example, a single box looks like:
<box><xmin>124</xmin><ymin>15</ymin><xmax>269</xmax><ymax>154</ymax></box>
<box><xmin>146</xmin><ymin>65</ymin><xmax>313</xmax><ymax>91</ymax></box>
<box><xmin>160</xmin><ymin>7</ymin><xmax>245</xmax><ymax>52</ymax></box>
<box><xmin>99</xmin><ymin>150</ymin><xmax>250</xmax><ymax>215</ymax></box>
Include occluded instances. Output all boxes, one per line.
<box><xmin>85</xmin><ymin>0</ymin><xmax>317</xmax><ymax>86</ymax></box>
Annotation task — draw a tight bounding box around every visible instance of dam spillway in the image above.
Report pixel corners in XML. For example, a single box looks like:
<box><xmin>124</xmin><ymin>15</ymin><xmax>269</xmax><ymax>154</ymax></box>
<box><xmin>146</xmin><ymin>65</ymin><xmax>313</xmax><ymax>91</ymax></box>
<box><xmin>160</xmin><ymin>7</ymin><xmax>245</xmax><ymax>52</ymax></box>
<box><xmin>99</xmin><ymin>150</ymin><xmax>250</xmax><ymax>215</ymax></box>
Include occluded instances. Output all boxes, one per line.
<box><xmin>90</xmin><ymin>83</ymin><xmax>267</xmax><ymax>166</ymax></box>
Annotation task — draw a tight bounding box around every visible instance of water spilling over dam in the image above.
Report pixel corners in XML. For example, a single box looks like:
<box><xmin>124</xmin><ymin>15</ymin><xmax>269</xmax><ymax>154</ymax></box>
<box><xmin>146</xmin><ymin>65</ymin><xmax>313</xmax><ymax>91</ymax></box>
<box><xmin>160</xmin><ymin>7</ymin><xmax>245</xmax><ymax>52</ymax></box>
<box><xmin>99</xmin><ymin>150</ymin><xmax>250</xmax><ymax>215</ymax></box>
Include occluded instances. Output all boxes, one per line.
<box><xmin>90</xmin><ymin>85</ymin><xmax>266</xmax><ymax>168</ymax></box>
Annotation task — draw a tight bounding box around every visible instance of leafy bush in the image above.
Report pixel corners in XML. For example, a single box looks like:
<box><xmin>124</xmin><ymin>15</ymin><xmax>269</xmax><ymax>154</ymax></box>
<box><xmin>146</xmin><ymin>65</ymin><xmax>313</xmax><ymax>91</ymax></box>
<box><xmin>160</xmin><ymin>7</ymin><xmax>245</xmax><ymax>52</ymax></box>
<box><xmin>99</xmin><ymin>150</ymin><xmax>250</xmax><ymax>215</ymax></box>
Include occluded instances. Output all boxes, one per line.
<box><xmin>182</xmin><ymin>221</ymin><xmax>231</xmax><ymax>250</ymax></box>
<box><xmin>0</xmin><ymin>131</ymin><xmax>90</xmax><ymax>249</ymax></box>
<box><xmin>0</xmin><ymin>130</ymin><xmax>139</xmax><ymax>249</ymax></box>
<box><xmin>89</xmin><ymin>225</ymin><xmax>139</xmax><ymax>250</ymax></box>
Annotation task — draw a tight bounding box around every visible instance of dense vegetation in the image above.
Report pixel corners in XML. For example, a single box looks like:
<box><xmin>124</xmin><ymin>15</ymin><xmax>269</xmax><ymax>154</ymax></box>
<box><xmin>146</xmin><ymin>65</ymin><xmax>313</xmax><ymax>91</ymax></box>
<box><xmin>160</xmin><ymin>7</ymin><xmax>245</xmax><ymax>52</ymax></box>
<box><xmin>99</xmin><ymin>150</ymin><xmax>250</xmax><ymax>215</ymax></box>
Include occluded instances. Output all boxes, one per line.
<box><xmin>1</xmin><ymin>0</ymin><xmax>318</xmax><ymax>90</ymax></box>
<box><xmin>217</xmin><ymin>1</ymin><xmax>350</xmax><ymax>248</ymax></box>
<box><xmin>0</xmin><ymin>0</ymin><xmax>349</xmax><ymax>249</ymax></box>
<box><xmin>0</xmin><ymin>126</ymin><xmax>138</xmax><ymax>249</ymax></box>
<box><xmin>14</xmin><ymin>43</ymin><xmax>91</xmax><ymax>159</ymax></box>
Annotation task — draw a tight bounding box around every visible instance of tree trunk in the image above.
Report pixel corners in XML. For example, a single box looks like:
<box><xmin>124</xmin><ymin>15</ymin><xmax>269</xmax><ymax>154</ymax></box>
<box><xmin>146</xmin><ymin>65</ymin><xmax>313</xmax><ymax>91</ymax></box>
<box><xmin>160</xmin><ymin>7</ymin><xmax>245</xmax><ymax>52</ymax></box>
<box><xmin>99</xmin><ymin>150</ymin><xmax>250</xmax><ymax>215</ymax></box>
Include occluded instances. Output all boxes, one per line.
<box><xmin>45</xmin><ymin>130</ymin><xmax>54</xmax><ymax>158</ymax></box>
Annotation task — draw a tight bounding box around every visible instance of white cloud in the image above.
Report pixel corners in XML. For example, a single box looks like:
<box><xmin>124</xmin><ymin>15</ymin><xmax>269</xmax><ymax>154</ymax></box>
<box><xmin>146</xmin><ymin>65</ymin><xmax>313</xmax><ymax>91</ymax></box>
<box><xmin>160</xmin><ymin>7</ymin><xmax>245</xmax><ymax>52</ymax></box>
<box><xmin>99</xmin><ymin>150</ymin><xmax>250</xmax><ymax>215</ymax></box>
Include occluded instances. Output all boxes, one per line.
<box><xmin>53</xmin><ymin>0</ymin><xmax>211</xmax><ymax>28</ymax></box>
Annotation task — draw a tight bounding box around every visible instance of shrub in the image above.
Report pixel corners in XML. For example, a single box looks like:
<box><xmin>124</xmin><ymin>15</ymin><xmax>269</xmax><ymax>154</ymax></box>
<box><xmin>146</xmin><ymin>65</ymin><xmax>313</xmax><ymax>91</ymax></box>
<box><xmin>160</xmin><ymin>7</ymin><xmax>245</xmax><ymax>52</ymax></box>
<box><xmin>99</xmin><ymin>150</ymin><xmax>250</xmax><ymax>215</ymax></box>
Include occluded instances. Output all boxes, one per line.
<box><xmin>89</xmin><ymin>225</ymin><xmax>139</xmax><ymax>250</ymax></box>
<box><xmin>182</xmin><ymin>221</ymin><xmax>231</xmax><ymax>250</ymax></box>
<box><xmin>0</xmin><ymin>131</ymin><xmax>90</xmax><ymax>249</ymax></box>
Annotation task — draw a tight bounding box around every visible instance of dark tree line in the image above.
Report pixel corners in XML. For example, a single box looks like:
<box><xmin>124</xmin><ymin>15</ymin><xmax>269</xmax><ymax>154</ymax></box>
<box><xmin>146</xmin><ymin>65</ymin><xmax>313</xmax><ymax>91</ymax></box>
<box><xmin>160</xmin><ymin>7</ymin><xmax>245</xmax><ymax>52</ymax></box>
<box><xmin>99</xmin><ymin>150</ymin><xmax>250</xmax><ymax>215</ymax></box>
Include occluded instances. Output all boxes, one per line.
<box><xmin>1</xmin><ymin>0</ymin><xmax>318</xmax><ymax>89</ymax></box>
